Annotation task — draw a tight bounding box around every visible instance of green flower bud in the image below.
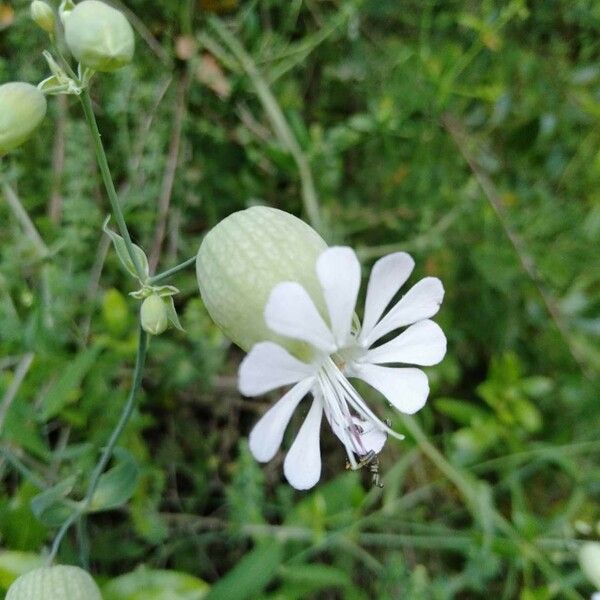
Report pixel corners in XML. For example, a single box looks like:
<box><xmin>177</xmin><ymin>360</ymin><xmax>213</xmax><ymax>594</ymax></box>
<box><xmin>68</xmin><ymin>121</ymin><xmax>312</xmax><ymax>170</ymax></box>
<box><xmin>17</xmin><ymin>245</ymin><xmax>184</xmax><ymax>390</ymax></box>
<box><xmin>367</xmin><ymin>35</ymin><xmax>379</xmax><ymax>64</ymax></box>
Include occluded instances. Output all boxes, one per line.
<box><xmin>141</xmin><ymin>294</ymin><xmax>168</xmax><ymax>335</ymax></box>
<box><xmin>196</xmin><ymin>206</ymin><xmax>328</xmax><ymax>351</ymax></box>
<box><xmin>64</xmin><ymin>0</ymin><xmax>134</xmax><ymax>72</ymax></box>
<box><xmin>0</xmin><ymin>83</ymin><xmax>47</xmax><ymax>156</ymax></box>
<box><xmin>580</xmin><ymin>542</ymin><xmax>600</xmax><ymax>589</ymax></box>
<box><xmin>6</xmin><ymin>565</ymin><xmax>102</xmax><ymax>600</ymax></box>
<box><xmin>30</xmin><ymin>1</ymin><xmax>56</xmax><ymax>33</ymax></box>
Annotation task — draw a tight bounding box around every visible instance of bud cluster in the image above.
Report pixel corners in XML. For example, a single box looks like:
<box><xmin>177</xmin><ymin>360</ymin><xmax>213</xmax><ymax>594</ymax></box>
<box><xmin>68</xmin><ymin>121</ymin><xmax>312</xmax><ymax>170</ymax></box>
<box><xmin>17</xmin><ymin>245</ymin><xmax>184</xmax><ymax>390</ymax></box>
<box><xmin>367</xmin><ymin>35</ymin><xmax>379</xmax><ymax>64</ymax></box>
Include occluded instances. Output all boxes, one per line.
<box><xmin>1</xmin><ymin>1</ymin><xmax>136</xmax><ymax>156</ymax></box>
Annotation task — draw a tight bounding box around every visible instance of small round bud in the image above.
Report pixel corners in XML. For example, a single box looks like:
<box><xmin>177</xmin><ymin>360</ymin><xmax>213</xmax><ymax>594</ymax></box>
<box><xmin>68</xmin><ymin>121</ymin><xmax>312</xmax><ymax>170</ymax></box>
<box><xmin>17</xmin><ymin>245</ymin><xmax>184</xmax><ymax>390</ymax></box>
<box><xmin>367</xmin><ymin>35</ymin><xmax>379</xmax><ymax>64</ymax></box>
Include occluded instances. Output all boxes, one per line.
<box><xmin>30</xmin><ymin>1</ymin><xmax>55</xmax><ymax>33</ymax></box>
<box><xmin>196</xmin><ymin>206</ymin><xmax>328</xmax><ymax>351</ymax></box>
<box><xmin>580</xmin><ymin>542</ymin><xmax>600</xmax><ymax>589</ymax></box>
<box><xmin>140</xmin><ymin>294</ymin><xmax>168</xmax><ymax>335</ymax></box>
<box><xmin>6</xmin><ymin>565</ymin><xmax>102</xmax><ymax>600</ymax></box>
<box><xmin>64</xmin><ymin>0</ymin><xmax>134</xmax><ymax>72</ymax></box>
<box><xmin>0</xmin><ymin>82</ymin><xmax>47</xmax><ymax>156</ymax></box>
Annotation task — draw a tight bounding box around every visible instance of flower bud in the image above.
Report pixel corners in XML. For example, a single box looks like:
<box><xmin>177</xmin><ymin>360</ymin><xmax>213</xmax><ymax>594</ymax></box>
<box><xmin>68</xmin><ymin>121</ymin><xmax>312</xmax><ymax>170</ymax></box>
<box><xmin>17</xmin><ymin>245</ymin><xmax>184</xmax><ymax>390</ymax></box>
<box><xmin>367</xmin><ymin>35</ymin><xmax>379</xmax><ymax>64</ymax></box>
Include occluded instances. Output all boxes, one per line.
<box><xmin>196</xmin><ymin>206</ymin><xmax>327</xmax><ymax>351</ymax></box>
<box><xmin>30</xmin><ymin>1</ymin><xmax>55</xmax><ymax>33</ymax></box>
<box><xmin>140</xmin><ymin>294</ymin><xmax>168</xmax><ymax>335</ymax></box>
<box><xmin>6</xmin><ymin>565</ymin><xmax>102</xmax><ymax>600</ymax></box>
<box><xmin>64</xmin><ymin>0</ymin><xmax>134</xmax><ymax>72</ymax></box>
<box><xmin>580</xmin><ymin>542</ymin><xmax>600</xmax><ymax>589</ymax></box>
<box><xmin>0</xmin><ymin>82</ymin><xmax>47</xmax><ymax>156</ymax></box>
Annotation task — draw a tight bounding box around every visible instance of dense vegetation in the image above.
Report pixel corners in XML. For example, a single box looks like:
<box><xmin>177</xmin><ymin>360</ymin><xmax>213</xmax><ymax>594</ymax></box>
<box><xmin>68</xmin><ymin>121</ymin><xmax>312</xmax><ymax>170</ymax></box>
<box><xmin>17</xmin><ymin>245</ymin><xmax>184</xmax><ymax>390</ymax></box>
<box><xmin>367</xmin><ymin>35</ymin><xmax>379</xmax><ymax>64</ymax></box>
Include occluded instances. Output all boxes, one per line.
<box><xmin>1</xmin><ymin>0</ymin><xmax>599</xmax><ymax>598</ymax></box>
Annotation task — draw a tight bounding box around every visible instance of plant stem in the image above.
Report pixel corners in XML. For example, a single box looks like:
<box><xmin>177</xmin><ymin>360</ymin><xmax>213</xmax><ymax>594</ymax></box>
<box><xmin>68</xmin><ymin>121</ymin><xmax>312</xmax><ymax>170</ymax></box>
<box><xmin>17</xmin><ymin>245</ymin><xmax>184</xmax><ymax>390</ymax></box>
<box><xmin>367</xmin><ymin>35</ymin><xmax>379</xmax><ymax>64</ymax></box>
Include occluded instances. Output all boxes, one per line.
<box><xmin>47</xmin><ymin>328</ymin><xmax>148</xmax><ymax>564</ymax></box>
<box><xmin>149</xmin><ymin>255</ymin><xmax>196</xmax><ymax>284</ymax></box>
<box><xmin>79</xmin><ymin>90</ymin><xmax>146</xmax><ymax>281</ymax></box>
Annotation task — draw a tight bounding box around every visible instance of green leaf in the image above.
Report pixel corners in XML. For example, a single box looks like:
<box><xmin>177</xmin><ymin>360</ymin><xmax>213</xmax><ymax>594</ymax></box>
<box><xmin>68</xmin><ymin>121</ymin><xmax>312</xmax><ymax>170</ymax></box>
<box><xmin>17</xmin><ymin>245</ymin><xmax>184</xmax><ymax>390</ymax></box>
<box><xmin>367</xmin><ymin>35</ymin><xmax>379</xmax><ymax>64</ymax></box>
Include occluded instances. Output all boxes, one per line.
<box><xmin>30</xmin><ymin>476</ymin><xmax>77</xmax><ymax>526</ymax></box>
<box><xmin>280</xmin><ymin>564</ymin><xmax>352</xmax><ymax>592</ymax></box>
<box><xmin>435</xmin><ymin>398</ymin><xmax>490</xmax><ymax>425</ymax></box>
<box><xmin>89</xmin><ymin>449</ymin><xmax>139</xmax><ymax>512</ymax></box>
<box><xmin>164</xmin><ymin>296</ymin><xmax>184</xmax><ymax>332</ymax></box>
<box><xmin>103</xmin><ymin>566</ymin><xmax>209</xmax><ymax>600</ymax></box>
<box><xmin>103</xmin><ymin>217</ymin><xmax>149</xmax><ymax>282</ymax></box>
<box><xmin>204</xmin><ymin>543</ymin><xmax>283</xmax><ymax>600</ymax></box>
<box><xmin>38</xmin><ymin>345</ymin><xmax>102</xmax><ymax>422</ymax></box>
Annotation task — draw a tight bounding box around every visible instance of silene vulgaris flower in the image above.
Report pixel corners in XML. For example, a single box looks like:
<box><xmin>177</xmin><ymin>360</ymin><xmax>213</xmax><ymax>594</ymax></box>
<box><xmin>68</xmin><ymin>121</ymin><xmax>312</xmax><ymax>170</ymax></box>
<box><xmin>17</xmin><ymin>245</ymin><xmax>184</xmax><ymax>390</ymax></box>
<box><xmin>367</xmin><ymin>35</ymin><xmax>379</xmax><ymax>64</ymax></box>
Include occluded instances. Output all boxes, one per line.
<box><xmin>238</xmin><ymin>246</ymin><xmax>447</xmax><ymax>490</ymax></box>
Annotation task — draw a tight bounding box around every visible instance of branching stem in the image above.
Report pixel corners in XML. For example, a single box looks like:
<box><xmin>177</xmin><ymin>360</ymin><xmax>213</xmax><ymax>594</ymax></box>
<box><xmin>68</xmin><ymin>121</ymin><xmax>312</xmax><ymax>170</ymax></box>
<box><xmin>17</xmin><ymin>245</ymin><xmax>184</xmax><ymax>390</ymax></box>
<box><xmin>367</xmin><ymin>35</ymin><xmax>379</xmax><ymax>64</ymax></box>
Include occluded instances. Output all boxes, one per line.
<box><xmin>149</xmin><ymin>255</ymin><xmax>196</xmax><ymax>284</ymax></box>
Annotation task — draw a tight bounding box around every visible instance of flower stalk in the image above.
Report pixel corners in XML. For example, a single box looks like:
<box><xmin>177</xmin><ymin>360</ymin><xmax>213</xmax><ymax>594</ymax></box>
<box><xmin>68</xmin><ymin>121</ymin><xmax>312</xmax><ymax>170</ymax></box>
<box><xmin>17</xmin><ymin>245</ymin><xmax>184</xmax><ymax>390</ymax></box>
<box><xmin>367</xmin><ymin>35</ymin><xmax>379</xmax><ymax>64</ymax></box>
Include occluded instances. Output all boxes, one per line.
<box><xmin>48</xmin><ymin>327</ymin><xmax>148</xmax><ymax>563</ymax></box>
<box><xmin>79</xmin><ymin>89</ymin><xmax>146</xmax><ymax>281</ymax></box>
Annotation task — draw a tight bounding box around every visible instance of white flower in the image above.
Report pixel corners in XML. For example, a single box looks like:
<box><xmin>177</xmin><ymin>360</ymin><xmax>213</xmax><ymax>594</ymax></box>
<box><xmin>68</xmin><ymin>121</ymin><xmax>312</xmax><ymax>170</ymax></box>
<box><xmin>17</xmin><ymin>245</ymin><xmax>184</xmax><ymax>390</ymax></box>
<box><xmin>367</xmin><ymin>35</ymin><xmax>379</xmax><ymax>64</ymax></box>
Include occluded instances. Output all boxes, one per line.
<box><xmin>238</xmin><ymin>247</ymin><xmax>447</xmax><ymax>490</ymax></box>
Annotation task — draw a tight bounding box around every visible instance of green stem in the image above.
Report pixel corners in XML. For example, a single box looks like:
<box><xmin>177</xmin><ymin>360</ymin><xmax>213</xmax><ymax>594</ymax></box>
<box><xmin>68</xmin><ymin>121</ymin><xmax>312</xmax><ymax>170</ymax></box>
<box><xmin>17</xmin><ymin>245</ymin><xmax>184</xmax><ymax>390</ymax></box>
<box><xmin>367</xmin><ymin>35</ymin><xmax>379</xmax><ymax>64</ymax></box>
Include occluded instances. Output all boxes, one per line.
<box><xmin>47</xmin><ymin>328</ymin><xmax>148</xmax><ymax>564</ymax></box>
<box><xmin>149</xmin><ymin>255</ymin><xmax>196</xmax><ymax>284</ymax></box>
<box><xmin>79</xmin><ymin>90</ymin><xmax>146</xmax><ymax>280</ymax></box>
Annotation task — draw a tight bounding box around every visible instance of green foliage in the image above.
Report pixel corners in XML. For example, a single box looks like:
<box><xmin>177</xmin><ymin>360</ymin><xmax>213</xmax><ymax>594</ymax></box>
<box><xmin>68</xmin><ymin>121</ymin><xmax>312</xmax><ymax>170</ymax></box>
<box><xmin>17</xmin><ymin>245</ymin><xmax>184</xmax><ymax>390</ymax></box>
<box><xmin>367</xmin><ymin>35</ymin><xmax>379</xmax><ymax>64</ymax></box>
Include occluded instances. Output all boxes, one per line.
<box><xmin>1</xmin><ymin>0</ymin><xmax>599</xmax><ymax>598</ymax></box>
<box><xmin>89</xmin><ymin>449</ymin><xmax>139</xmax><ymax>512</ymax></box>
<box><xmin>103</xmin><ymin>567</ymin><xmax>209</xmax><ymax>600</ymax></box>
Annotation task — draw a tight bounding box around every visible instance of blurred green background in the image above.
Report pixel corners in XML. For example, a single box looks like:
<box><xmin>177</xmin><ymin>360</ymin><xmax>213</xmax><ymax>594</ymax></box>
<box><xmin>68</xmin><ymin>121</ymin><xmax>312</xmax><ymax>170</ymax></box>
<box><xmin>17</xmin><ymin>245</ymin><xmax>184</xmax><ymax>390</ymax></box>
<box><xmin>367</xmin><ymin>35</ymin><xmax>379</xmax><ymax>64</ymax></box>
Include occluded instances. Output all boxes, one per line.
<box><xmin>1</xmin><ymin>0</ymin><xmax>599</xmax><ymax>598</ymax></box>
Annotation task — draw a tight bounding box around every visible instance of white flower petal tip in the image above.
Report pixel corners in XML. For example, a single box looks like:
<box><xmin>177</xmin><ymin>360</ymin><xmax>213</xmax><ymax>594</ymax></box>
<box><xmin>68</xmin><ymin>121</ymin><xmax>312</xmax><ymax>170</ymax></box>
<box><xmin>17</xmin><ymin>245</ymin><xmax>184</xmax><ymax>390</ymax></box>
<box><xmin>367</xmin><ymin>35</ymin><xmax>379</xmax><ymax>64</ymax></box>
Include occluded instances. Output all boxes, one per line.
<box><xmin>363</xmin><ymin>277</ymin><xmax>445</xmax><ymax>346</ymax></box>
<box><xmin>248</xmin><ymin>379</ymin><xmax>313</xmax><ymax>463</ymax></box>
<box><xmin>350</xmin><ymin>364</ymin><xmax>430</xmax><ymax>415</ymax></box>
<box><xmin>365</xmin><ymin>319</ymin><xmax>447</xmax><ymax>366</ymax></box>
<box><xmin>316</xmin><ymin>246</ymin><xmax>361</xmax><ymax>346</ymax></box>
<box><xmin>360</xmin><ymin>251</ymin><xmax>415</xmax><ymax>342</ymax></box>
<box><xmin>283</xmin><ymin>397</ymin><xmax>323</xmax><ymax>490</ymax></box>
<box><xmin>238</xmin><ymin>341</ymin><xmax>314</xmax><ymax>396</ymax></box>
<box><xmin>265</xmin><ymin>281</ymin><xmax>336</xmax><ymax>353</ymax></box>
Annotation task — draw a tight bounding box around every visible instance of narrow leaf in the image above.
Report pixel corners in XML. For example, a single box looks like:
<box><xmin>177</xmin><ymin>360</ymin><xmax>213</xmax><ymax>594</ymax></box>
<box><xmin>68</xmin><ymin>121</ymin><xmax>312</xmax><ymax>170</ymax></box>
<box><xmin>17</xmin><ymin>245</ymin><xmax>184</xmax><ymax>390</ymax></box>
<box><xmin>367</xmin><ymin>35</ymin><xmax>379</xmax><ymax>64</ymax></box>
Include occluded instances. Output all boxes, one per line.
<box><xmin>205</xmin><ymin>543</ymin><xmax>282</xmax><ymax>600</ymax></box>
<box><xmin>30</xmin><ymin>475</ymin><xmax>77</xmax><ymax>526</ymax></box>
<box><xmin>89</xmin><ymin>449</ymin><xmax>139</xmax><ymax>512</ymax></box>
<box><xmin>164</xmin><ymin>296</ymin><xmax>184</xmax><ymax>331</ymax></box>
<box><xmin>103</xmin><ymin>217</ymin><xmax>149</xmax><ymax>282</ymax></box>
<box><xmin>38</xmin><ymin>346</ymin><xmax>101</xmax><ymax>422</ymax></box>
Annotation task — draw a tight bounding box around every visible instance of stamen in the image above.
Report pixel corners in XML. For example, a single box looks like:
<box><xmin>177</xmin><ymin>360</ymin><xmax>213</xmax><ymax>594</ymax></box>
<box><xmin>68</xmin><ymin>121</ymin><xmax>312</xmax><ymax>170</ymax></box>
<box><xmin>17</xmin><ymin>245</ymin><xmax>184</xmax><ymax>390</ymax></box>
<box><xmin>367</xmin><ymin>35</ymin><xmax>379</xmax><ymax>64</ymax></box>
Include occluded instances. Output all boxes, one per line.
<box><xmin>317</xmin><ymin>373</ymin><xmax>358</xmax><ymax>468</ymax></box>
<box><xmin>326</xmin><ymin>359</ymin><xmax>405</xmax><ymax>441</ymax></box>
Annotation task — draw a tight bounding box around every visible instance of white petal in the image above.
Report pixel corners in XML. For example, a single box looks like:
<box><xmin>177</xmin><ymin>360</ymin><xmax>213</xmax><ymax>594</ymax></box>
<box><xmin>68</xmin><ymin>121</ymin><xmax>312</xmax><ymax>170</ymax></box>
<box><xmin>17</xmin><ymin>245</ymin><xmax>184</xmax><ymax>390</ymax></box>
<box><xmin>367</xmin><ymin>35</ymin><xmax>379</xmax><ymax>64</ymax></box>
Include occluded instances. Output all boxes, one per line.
<box><xmin>359</xmin><ymin>252</ymin><xmax>415</xmax><ymax>343</ymax></box>
<box><xmin>349</xmin><ymin>363</ymin><xmax>429</xmax><ymax>415</ymax></box>
<box><xmin>248</xmin><ymin>379</ymin><xmax>314</xmax><ymax>462</ymax></box>
<box><xmin>358</xmin><ymin>421</ymin><xmax>387</xmax><ymax>454</ymax></box>
<box><xmin>238</xmin><ymin>341</ymin><xmax>315</xmax><ymax>396</ymax></box>
<box><xmin>363</xmin><ymin>277</ymin><xmax>444</xmax><ymax>346</ymax></box>
<box><xmin>265</xmin><ymin>282</ymin><xmax>336</xmax><ymax>353</ymax></box>
<box><xmin>328</xmin><ymin>414</ymin><xmax>386</xmax><ymax>456</ymax></box>
<box><xmin>283</xmin><ymin>396</ymin><xmax>323</xmax><ymax>490</ymax></box>
<box><xmin>364</xmin><ymin>320</ymin><xmax>447</xmax><ymax>366</ymax></box>
<box><xmin>316</xmin><ymin>247</ymin><xmax>361</xmax><ymax>346</ymax></box>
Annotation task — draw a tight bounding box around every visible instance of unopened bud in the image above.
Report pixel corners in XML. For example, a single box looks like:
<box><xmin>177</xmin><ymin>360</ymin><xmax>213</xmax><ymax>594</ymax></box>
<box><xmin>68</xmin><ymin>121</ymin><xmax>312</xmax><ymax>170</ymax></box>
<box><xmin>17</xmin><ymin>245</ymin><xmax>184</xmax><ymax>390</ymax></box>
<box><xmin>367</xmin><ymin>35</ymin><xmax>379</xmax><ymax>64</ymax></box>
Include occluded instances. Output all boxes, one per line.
<box><xmin>140</xmin><ymin>294</ymin><xmax>168</xmax><ymax>335</ymax></box>
<box><xmin>30</xmin><ymin>1</ymin><xmax>55</xmax><ymax>33</ymax></box>
<box><xmin>64</xmin><ymin>0</ymin><xmax>134</xmax><ymax>72</ymax></box>
<box><xmin>0</xmin><ymin>82</ymin><xmax>47</xmax><ymax>156</ymax></box>
<box><xmin>196</xmin><ymin>206</ymin><xmax>327</xmax><ymax>351</ymax></box>
<box><xmin>6</xmin><ymin>565</ymin><xmax>102</xmax><ymax>600</ymax></box>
